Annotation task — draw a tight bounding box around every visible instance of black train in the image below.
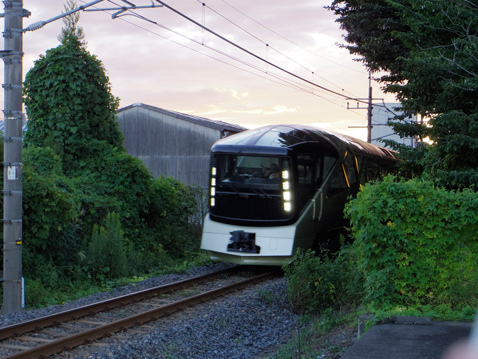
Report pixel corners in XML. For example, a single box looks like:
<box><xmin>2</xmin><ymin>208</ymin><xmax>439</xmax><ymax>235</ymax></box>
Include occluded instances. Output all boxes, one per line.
<box><xmin>201</xmin><ymin>124</ymin><xmax>398</xmax><ymax>266</ymax></box>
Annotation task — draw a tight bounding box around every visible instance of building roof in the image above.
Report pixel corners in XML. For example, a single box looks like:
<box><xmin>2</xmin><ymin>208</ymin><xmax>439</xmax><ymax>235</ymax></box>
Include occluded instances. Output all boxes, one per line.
<box><xmin>118</xmin><ymin>103</ymin><xmax>247</xmax><ymax>133</ymax></box>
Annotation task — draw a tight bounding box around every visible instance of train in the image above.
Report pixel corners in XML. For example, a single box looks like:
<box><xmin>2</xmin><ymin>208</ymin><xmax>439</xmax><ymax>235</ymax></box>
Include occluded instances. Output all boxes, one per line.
<box><xmin>200</xmin><ymin>124</ymin><xmax>398</xmax><ymax>266</ymax></box>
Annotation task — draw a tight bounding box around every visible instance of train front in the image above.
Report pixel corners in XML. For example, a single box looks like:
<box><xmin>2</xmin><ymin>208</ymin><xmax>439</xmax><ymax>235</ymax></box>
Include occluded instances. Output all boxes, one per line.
<box><xmin>200</xmin><ymin>126</ymin><xmax>316</xmax><ymax>266</ymax></box>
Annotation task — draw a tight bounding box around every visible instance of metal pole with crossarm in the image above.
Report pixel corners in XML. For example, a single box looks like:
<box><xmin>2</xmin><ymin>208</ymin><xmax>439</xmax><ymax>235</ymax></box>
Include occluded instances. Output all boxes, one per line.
<box><xmin>2</xmin><ymin>0</ymin><xmax>162</xmax><ymax>314</ymax></box>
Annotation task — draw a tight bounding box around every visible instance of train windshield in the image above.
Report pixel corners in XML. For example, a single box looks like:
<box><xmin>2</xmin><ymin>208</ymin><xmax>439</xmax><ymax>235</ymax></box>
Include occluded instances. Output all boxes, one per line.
<box><xmin>210</xmin><ymin>154</ymin><xmax>293</xmax><ymax>223</ymax></box>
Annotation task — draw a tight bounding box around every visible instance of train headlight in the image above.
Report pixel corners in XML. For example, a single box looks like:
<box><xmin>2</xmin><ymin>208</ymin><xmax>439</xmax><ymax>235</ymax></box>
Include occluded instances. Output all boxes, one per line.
<box><xmin>283</xmin><ymin>191</ymin><xmax>291</xmax><ymax>201</ymax></box>
<box><xmin>210</xmin><ymin>167</ymin><xmax>217</xmax><ymax>207</ymax></box>
<box><xmin>282</xmin><ymin>170</ymin><xmax>289</xmax><ymax>179</ymax></box>
<box><xmin>283</xmin><ymin>181</ymin><xmax>290</xmax><ymax>190</ymax></box>
<box><xmin>284</xmin><ymin>202</ymin><xmax>291</xmax><ymax>212</ymax></box>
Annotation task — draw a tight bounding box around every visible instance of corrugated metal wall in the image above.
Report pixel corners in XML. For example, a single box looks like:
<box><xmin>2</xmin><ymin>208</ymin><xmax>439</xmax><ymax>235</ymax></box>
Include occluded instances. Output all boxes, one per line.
<box><xmin>117</xmin><ymin>105</ymin><xmax>225</xmax><ymax>190</ymax></box>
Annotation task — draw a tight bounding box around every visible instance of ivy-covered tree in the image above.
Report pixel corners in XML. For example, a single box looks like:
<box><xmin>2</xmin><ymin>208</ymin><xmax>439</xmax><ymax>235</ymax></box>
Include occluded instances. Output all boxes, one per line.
<box><xmin>21</xmin><ymin>33</ymin><xmax>202</xmax><ymax>300</ymax></box>
<box><xmin>327</xmin><ymin>0</ymin><xmax>478</xmax><ymax>187</ymax></box>
<box><xmin>23</xmin><ymin>35</ymin><xmax>124</xmax><ymax>176</ymax></box>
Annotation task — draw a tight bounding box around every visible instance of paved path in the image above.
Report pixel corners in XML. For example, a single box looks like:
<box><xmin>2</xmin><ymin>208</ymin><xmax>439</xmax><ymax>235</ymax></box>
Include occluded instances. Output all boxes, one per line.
<box><xmin>342</xmin><ymin>320</ymin><xmax>472</xmax><ymax>359</ymax></box>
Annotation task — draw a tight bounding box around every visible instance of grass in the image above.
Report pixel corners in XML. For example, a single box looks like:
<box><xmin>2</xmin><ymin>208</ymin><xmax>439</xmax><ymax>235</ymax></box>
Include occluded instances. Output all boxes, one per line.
<box><xmin>267</xmin><ymin>309</ymin><xmax>359</xmax><ymax>359</ymax></box>
<box><xmin>21</xmin><ymin>252</ymin><xmax>213</xmax><ymax>310</ymax></box>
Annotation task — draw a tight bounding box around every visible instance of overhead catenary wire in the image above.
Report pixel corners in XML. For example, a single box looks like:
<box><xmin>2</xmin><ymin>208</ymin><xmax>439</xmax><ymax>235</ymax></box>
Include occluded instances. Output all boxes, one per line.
<box><xmin>78</xmin><ymin>0</ymin><xmax>372</xmax><ymax>115</ymax></box>
<box><xmin>155</xmin><ymin>0</ymin><xmax>371</xmax><ymax>106</ymax></box>
<box><xmin>198</xmin><ymin>0</ymin><xmax>360</xmax><ymax>98</ymax></box>
<box><xmin>220</xmin><ymin>0</ymin><xmax>365</xmax><ymax>74</ymax></box>
<box><xmin>79</xmin><ymin>0</ymin><xmax>352</xmax><ymax>109</ymax></box>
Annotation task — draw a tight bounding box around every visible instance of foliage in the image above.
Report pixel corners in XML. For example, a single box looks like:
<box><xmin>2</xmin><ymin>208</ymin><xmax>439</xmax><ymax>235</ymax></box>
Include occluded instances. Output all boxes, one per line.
<box><xmin>283</xmin><ymin>248</ymin><xmax>364</xmax><ymax>314</ymax></box>
<box><xmin>57</xmin><ymin>0</ymin><xmax>86</xmax><ymax>45</ymax></box>
<box><xmin>327</xmin><ymin>0</ymin><xmax>478</xmax><ymax>187</ymax></box>
<box><xmin>20</xmin><ymin>31</ymin><xmax>205</xmax><ymax>307</ymax></box>
<box><xmin>326</xmin><ymin>0</ymin><xmax>409</xmax><ymax>83</ymax></box>
<box><xmin>345</xmin><ymin>175</ymin><xmax>478</xmax><ymax>311</ymax></box>
<box><xmin>87</xmin><ymin>212</ymin><xmax>127</xmax><ymax>281</ymax></box>
<box><xmin>148</xmin><ymin>176</ymin><xmax>201</xmax><ymax>259</ymax></box>
<box><xmin>23</xmin><ymin>35</ymin><xmax>124</xmax><ymax>176</ymax></box>
<box><xmin>22</xmin><ymin>147</ymin><xmax>80</xmax><ymax>279</ymax></box>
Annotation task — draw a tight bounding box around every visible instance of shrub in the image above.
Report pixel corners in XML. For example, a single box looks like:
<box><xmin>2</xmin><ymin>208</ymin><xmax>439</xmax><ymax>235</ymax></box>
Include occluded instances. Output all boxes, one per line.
<box><xmin>283</xmin><ymin>248</ymin><xmax>364</xmax><ymax>314</ymax></box>
<box><xmin>345</xmin><ymin>175</ymin><xmax>478</xmax><ymax>310</ymax></box>
<box><xmin>148</xmin><ymin>176</ymin><xmax>201</xmax><ymax>259</ymax></box>
<box><xmin>23</xmin><ymin>147</ymin><xmax>81</xmax><ymax>277</ymax></box>
<box><xmin>87</xmin><ymin>212</ymin><xmax>127</xmax><ymax>281</ymax></box>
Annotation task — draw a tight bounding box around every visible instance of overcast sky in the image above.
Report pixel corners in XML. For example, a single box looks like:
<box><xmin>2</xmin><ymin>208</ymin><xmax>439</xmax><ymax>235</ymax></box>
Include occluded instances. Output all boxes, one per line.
<box><xmin>11</xmin><ymin>0</ymin><xmax>396</xmax><ymax>141</ymax></box>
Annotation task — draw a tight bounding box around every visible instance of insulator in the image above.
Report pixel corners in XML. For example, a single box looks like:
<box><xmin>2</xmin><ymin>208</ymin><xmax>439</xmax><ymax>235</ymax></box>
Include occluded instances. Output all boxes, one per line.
<box><xmin>23</xmin><ymin>21</ymin><xmax>45</xmax><ymax>32</ymax></box>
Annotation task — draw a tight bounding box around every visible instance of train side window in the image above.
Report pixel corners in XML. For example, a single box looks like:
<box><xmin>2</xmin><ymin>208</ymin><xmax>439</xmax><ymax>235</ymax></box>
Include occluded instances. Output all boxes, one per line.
<box><xmin>343</xmin><ymin>152</ymin><xmax>357</xmax><ymax>185</ymax></box>
<box><xmin>298</xmin><ymin>164</ymin><xmax>313</xmax><ymax>184</ymax></box>
<box><xmin>328</xmin><ymin>167</ymin><xmax>348</xmax><ymax>193</ymax></box>
<box><xmin>367</xmin><ymin>163</ymin><xmax>379</xmax><ymax>181</ymax></box>
<box><xmin>297</xmin><ymin>155</ymin><xmax>318</xmax><ymax>185</ymax></box>
<box><xmin>323</xmin><ymin>155</ymin><xmax>336</xmax><ymax>178</ymax></box>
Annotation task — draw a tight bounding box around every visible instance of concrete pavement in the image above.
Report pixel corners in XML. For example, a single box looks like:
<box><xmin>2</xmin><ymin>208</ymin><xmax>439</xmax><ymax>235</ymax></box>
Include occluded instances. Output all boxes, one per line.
<box><xmin>342</xmin><ymin>319</ymin><xmax>472</xmax><ymax>359</ymax></box>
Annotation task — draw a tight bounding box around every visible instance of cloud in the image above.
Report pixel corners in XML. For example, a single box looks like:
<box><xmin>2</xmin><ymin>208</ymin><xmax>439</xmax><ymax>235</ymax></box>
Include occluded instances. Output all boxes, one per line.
<box><xmin>13</xmin><ymin>0</ymin><xmax>398</xmax><ymax>143</ymax></box>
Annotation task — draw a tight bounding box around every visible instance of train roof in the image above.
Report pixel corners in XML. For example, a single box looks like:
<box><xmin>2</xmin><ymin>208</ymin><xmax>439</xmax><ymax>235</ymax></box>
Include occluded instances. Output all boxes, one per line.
<box><xmin>213</xmin><ymin>124</ymin><xmax>397</xmax><ymax>160</ymax></box>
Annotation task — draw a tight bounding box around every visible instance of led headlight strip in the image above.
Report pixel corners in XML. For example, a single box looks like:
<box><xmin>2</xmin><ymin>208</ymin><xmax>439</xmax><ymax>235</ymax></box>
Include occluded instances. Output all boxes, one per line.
<box><xmin>282</xmin><ymin>169</ymin><xmax>291</xmax><ymax>212</ymax></box>
<box><xmin>210</xmin><ymin>166</ymin><xmax>216</xmax><ymax>207</ymax></box>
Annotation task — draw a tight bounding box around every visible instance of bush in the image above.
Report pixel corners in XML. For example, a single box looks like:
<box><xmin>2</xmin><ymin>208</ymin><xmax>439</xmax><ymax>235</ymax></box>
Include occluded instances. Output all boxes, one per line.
<box><xmin>23</xmin><ymin>147</ymin><xmax>81</xmax><ymax>277</ymax></box>
<box><xmin>283</xmin><ymin>248</ymin><xmax>364</xmax><ymax>314</ymax></box>
<box><xmin>87</xmin><ymin>212</ymin><xmax>127</xmax><ymax>281</ymax></box>
<box><xmin>345</xmin><ymin>175</ymin><xmax>478</xmax><ymax>310</ymax></box>
<box><xmin>148</xmin><ymin>176</ymin><xmax>201</xmax><ymax>259</ymax></box>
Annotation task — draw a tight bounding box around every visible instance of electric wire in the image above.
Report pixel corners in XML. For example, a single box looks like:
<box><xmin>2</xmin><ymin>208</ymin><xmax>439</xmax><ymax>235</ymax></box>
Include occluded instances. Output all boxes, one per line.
<box><xmin>198</xmin><ymin>0</ymin><xmax>359</xmax><ymax>98</ymax></box>
<box><xmin>104</xmin><ymin>0</ymin><xmax>354</xmax><ymax>106</ymax></box>
<box><xmin>220</xmin><ymin>0</ymin><xmax>366</xmax><ymax>74</ymax></box>
<box><xmin>80</xmin><ymin>0</ymin><xmax>352</xmax><ymax>109</ymax></box>
<box><xmin>155</xmin><ymin>0</ymin><xmax>372</xmax><ymax>106</ymax></box>
<box><xmin>78</xmin><ymin>0</ymin><xmax>370</xmax><ymax>118</ymax></box>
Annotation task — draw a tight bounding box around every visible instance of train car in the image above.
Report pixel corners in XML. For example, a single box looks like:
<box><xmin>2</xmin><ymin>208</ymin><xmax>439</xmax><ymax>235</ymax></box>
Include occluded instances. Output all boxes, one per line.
<box><xmin>200</xmin><ymin>124</ymin><xmax>398</xmax><ymax>266</ymax></box>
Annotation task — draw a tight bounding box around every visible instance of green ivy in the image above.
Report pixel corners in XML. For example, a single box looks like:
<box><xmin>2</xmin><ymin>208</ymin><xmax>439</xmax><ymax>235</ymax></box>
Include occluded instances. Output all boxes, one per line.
<box><xmin>345</xmin><ymin>175</ymin><xmax>478</xmax><ymax>310</ymax></box>
<box><xmin>23</xmin><ymin>35</ymin><xmax>124</xmax><ymax>175</ymax></box>
<box><xmin>18</xmin><ymin>35</ymin><xmax>204</xmax><ymax>300</ymax></box>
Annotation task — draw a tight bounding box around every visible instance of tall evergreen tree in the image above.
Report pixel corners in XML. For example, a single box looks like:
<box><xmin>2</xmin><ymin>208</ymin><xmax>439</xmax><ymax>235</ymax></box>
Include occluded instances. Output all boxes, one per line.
<box><xmin>327</xmin><ymin>0</ymin><xmax>478</xmax><ymax>186</ymax></box>
<box><xmin>57</xmin><ymin>0</ymin><xmax>86</xmax><ymax>45</ymax></box>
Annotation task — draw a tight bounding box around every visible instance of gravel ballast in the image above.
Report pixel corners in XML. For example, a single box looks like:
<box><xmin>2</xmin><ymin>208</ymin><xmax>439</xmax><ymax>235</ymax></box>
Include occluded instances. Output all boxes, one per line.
<box><xmin>0</xmin><ymin>263</ymin><xmax>300</xmax><ymax>359</ymax></box>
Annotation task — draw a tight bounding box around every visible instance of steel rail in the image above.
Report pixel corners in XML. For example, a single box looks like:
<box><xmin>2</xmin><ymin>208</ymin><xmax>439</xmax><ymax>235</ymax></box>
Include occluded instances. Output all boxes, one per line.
<box><xmin>3</xmin><ymin>270</ymin><xmax>278</xmax><ymax>359</ymax></box>
<box><xmin>0</xmin><ymin>266</ymin><xmax>241</xmax><ymax>341</ymax></box>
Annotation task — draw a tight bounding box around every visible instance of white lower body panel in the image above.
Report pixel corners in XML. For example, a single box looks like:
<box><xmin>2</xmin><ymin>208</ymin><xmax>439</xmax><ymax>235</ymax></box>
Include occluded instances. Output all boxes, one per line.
<box><xmin>201</xmin><ymin>215</ymin><xmax>300</xmax><ymax>266</ymax></box>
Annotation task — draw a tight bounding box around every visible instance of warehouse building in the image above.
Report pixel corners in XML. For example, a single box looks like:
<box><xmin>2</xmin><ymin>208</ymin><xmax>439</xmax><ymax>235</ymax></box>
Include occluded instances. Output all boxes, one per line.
<box><xmin>117</xmin><ymin>103</ymin><xmax>246</xmax><ymax>190</ymax></box>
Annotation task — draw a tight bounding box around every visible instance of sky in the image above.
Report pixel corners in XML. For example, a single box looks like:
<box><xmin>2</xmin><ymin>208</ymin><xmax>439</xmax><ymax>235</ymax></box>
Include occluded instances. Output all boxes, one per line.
<box><xmin>10</xmin><ymin>0</ymin><xmax>396</xmax><ymax>141</ymax></box>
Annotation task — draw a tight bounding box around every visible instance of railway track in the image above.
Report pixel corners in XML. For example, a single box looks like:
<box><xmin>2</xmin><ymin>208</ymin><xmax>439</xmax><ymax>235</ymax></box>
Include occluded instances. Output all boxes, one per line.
<box><xmin>0</xmin><ymin>266</ymin><xmax>280</xmax><ymax>359</ymax></box>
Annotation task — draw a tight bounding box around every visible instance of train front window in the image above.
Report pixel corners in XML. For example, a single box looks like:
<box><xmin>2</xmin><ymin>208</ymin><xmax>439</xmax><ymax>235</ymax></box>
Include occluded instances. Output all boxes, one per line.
<box><xmin>210</xmin><ymin>154</ymin><xmax>293</xmax><ymax>223</ymax></box>
<box><xmin>217</xmin><ymin>155</ymin><xmax>282</xmax><ymax>190</ymax></box>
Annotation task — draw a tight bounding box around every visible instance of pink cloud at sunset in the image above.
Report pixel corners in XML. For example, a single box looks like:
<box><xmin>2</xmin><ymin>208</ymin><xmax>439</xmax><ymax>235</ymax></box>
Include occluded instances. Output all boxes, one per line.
<box><xmin>4</xmin><ymin>0</ymin><xmax>397</xmax><ymax>141</ymax></box>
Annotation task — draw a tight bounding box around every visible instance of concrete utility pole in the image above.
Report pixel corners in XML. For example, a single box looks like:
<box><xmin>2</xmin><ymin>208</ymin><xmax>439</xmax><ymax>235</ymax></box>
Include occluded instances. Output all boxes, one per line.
<box><xmin>1</xmin><ymin>0</ymin><xmax>161</xmax><ymax>314</ymax></box>
<box><xmin>2</xmin><ymin>0</ymin><xmax>28</xmax><ymax>314</ymax></box>
<box><xmin>347</xmin><ymin>72</ymin><xmax>381</xmax><ymax>144</ymax></box>
<box><xmin>367</xmin><ymin>74</ymin><xmax>373</xmax><ymax>144</ymax></box>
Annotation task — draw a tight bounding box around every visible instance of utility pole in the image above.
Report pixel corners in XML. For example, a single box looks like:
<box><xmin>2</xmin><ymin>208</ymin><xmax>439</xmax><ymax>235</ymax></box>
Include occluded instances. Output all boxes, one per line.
<box><xmin>2</xmin><ymin>0</ymin><xmax>28</xmax><ymax>314</ymax></box>
<box><xmin>1</xmin><ymin>0</ymin><xmax>161</xmax><ymax>314</ymax></box>
<box><xmin>347</xmin><ymin>71</ymin><xmax>381</xmax><ymax>144</ymax></box>
<box><xmin>367</xmin><ymin>74</ymin><xmax>373</xmax><ymax>143</ymax></box>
